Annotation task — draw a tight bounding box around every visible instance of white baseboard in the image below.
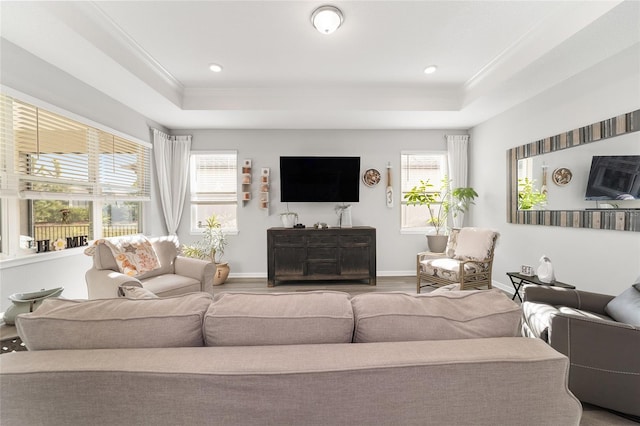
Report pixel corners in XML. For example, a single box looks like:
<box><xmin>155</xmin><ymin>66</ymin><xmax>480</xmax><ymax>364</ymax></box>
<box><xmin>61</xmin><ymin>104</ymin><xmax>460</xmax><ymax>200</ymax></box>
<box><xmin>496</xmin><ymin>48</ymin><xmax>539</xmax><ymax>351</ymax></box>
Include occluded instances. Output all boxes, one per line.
<box><xmin>377</xmin><ymin>270</ymin><xmax>415</xmax><ymax>277</ymax></box>
<box><xmin>492</xmin><ymin>280</ymin><xmax>516</xmax><ymax>296</ymax></box>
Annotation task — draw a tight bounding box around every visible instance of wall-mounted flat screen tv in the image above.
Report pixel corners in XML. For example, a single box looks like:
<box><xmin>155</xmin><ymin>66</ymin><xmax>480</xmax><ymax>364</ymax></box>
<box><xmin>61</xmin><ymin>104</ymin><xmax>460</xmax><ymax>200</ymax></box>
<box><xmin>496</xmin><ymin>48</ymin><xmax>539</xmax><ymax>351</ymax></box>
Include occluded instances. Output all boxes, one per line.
<box><xmin>585</xmin><ymin>155</ymin><xmax>640</xmax><ymax>200</ymax></box>
<box><xmin>280</xmin><ymin>156</ymin><xmax>360</xmax><ymax>202</ymax></box>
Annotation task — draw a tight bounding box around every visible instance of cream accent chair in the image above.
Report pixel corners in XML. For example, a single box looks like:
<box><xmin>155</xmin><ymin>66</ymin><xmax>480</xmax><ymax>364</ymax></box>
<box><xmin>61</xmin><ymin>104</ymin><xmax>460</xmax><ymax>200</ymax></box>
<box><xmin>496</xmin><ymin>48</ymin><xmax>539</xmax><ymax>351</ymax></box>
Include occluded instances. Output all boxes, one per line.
<box><xmin>85</xmin><ymin>235</ymin><xmax>215</xmax><ymax>299</ymax></box>
<box><xmin>416</xmin><ymin>227</ymin><xmax>499</xmax><ymax>293</ymax></box>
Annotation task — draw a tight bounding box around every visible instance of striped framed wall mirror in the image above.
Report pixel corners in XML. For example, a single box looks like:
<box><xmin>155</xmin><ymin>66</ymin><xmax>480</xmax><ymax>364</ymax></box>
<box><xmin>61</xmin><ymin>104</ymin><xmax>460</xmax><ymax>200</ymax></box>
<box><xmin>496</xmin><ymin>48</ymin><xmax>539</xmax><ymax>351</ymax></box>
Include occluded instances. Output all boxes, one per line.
<box><xmin>506</xmin><ymin>109</ymin><xmax>640</xmax><ymax>232</ymax></box>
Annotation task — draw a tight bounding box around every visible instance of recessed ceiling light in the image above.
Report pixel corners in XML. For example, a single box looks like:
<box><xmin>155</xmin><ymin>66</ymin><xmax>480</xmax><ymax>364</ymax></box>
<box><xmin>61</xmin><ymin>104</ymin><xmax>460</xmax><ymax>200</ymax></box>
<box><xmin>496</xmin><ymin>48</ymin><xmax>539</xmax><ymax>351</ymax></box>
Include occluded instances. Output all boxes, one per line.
<box><xmin>424</xmin><ymin>65</ymin><xmax>438</xmax><ymax>74</ymax></box>
<box><xmin>209</xmin><ymin>63</ymin><xmax>223</xmax><ymax>73</ymax></box>
<box><xmin>311</xmin><ymin>6</ymin><xmax>344</xmax><ymax>35</ymax></box>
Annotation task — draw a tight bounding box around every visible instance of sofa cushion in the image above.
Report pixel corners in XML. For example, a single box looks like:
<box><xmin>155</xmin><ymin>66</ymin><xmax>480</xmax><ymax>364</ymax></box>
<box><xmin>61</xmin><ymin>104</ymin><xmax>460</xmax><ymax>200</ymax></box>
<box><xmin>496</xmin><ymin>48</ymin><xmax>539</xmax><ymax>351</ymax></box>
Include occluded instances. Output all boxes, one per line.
<box><xmin>522</xmin><ymin>301</ymin><xmax>560</xmax><ymax>342</ymax></box>
<box><xmin>351</xmin><ymin>290</ymin><xmax>521</xmax><ymax>343</ymax></box>
<box><xmin>141</xmin><ymin>274</ymin><xmax>201</xmax><ymax>297</ymax></box>
<box><xmin>605</xmin><ymin>286</ymin><xmax>640</xmax><ymax>326</ymax></box>
<box><xmin>419</xmin><ymin>257</ymin><xmax>486</xmax><ymax>282</ymax></box>
<box><xmin>204</xmin><ymin>291</ymin><xmax>354</xmax><ymax>346</ymax></box>
<box><xmin>16</xmin><ymin>293</ymin><xmax>213</xmax><ymax>350</ymax></box>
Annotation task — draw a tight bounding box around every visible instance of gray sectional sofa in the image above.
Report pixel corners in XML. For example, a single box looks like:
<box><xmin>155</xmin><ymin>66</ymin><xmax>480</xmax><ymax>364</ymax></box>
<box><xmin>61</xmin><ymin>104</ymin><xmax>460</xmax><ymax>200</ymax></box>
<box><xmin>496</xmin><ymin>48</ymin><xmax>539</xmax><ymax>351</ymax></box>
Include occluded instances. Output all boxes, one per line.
<box><xmin>1</xmin><ymin>289</ymin><xmax>582</xmax><ymax>425</ymax></box>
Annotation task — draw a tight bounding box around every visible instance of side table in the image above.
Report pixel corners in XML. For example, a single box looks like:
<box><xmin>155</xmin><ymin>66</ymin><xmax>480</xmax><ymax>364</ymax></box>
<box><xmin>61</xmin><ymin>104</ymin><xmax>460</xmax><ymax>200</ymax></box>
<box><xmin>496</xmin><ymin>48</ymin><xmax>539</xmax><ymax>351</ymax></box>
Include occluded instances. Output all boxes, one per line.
<box><xmin>506</xmin><ymin>272</ymin><xmax>575</xmax><ymax>302</ymax></box>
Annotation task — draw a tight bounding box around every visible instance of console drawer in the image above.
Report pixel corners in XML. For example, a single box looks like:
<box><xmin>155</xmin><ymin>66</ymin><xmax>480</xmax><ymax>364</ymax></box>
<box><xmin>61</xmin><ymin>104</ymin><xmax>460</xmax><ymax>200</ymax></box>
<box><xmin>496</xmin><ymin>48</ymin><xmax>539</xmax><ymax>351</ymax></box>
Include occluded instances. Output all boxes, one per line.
<box><xmin>307</xmin><ymin>247</ymin><xmax>337</xmax><ymax>260</ymax></box>
<box><xmin>273</xmin><ymin>235</ymin><xmax>305</xmax><ymax>247</ymax></box>
<box><xmin>307</xmin><ymin>235</ymin><xmax>338</xmax><ymax>246</ymax></box>
<box><xmin>307</xmin><ymin>261</ymin><xmax>338</xmax><ymax>275</ymax></box>
<box><xmin>340</xmin><ymin>235</ymin><xmax>371</xmax><ymax>246</ymax></box>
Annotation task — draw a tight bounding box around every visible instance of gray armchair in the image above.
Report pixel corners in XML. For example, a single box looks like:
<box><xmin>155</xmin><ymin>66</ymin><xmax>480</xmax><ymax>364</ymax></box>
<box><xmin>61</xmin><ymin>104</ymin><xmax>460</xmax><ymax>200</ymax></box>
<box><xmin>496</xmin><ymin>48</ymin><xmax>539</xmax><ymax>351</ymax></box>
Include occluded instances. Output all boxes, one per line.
<box><xmin>85</xmin><ymin>235</ymin><xmax>215</xmax><ymax>299</ymax></box>
<box><xmin>522</xmin><ymin>285</ymin><xmax>640</xmax><ymax>419</ymax></box>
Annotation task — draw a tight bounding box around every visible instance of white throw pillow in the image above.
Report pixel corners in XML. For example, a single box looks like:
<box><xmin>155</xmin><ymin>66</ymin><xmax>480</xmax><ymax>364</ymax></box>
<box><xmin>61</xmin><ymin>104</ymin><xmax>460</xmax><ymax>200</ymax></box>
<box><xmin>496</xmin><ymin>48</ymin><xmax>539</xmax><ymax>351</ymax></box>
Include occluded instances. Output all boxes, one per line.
<box><xmin>454</xmin><ymin>228</ymin><xmax>496</xmax><ymax>261</ymax></box>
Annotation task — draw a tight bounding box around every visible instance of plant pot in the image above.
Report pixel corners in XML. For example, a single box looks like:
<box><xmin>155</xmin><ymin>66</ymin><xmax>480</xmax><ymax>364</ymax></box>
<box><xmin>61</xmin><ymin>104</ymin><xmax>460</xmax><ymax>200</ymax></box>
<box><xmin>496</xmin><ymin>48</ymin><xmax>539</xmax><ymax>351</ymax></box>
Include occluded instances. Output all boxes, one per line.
<box><xmin>426</xmin><ymin>235</ymin><xmax>448</xmax><ymax>253</ymax></box>
<box><xmin>280</xmin><ymin>213</ymin><xmax>297</xmax><ymax>228</ymax></box>
<box><xmin>3</xmin><ymin>287</ymin><xmax>64</xmax><ymax>325</ymax></box>
<box><xmin>213</xmin><ymin>262</ymin><xmax>230</xmax><ymax>286</ymax></box>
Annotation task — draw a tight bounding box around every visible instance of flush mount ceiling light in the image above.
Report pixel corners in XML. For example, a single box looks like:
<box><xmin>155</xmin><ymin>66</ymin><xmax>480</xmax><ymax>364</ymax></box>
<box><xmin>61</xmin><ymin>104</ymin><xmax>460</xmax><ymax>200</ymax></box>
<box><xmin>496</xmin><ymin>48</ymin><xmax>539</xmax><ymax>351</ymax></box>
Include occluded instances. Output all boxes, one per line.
<box><xmin>424</xmin><ymin>65</ymin><xmax>438</xmax><ymax>74</ymax></box>
<box><xmin>209</xmin><ymin>63</ymin><xmax>223</xmax><ymax>73</ymax></box>
<box><xmin>311</xmin><ymin>5</ymin><xmax>344</xmax><ymax>35</ymax></box>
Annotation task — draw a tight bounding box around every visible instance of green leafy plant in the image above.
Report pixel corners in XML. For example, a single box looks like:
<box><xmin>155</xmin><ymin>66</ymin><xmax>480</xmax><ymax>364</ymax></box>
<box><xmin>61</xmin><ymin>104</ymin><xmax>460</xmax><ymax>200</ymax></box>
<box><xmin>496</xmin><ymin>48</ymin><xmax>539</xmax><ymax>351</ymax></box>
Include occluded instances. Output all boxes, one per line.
<box><xmin>450</xmin><ymin>187</ymin><xmax>479</xmax><ymax>221</ymax></box>
<box><xmin>404</xmin><ymin>177</ymin><xmax>478</xmax><ymax>235</ymax></box>
<box><xmin>182</xmin><ymin>214</ymin><xmax>228</xmax><ymax>263</ymax></box>
<box><xmin>518</xmin><ymin>177</ymin><xmax>547</xmax><ymax>210</ymax></box>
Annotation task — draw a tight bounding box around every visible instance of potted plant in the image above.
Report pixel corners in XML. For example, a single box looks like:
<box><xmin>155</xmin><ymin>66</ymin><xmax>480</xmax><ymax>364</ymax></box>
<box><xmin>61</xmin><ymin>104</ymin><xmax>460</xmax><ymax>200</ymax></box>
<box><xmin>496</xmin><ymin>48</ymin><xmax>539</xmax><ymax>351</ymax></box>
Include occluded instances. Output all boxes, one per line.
<box><xmin>517</xmin><ymin>177</ymin><xmax>547</xmax><ymax>210</ymax></box>
<box><xmin>182</xmin><ymin>214</ymin><xmax>230</xmax><ymax>285</ymax></box>
<box><xmin>404</xmin><ymin>177</ymin><xmax>477</xmax><ymax>252</ymax></box>
<box><xmin>450</xmin><ymin>186</ymin><xmax>479</xmax><ymax>228</ymax></box>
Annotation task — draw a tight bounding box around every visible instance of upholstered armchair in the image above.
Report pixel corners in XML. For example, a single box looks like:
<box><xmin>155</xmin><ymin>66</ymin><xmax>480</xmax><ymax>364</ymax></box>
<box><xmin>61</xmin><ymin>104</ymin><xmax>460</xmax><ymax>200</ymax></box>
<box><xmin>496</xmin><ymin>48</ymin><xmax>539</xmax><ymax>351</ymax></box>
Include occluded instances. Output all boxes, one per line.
<box><xmin>85</xmin><ymin>235</ymin><xmax>215</xmax><ymax>299</ymax></box>
<box><xmin>416</xmin><ymin>227</ymin><xmax>499</xmax><ymax>293</ymax></box>
<box><xmin>522</xmin><ymin>284</ymin><xmax>640</xmax><ymax>419</ymax></box>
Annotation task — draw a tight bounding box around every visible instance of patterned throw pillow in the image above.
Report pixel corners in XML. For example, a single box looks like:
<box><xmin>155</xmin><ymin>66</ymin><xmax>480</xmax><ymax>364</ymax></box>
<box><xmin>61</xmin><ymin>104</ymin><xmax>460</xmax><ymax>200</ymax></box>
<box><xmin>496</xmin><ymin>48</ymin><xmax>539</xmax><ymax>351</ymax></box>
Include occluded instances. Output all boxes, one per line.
<box><xmin>85</xmin><ymin>236</ymin><xmax>161</xmax><ymax>277</ymax></box>
<box><xmin>112</xmin><ymin>236</ymin><xmax>160</xmax><ymax>277</ymax></box>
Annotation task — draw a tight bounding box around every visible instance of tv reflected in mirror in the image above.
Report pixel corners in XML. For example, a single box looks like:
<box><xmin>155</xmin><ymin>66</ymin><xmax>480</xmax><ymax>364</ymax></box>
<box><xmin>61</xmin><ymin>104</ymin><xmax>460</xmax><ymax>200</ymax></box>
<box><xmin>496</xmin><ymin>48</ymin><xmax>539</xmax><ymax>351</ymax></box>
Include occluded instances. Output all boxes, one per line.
<box><xmin>585</xmin><ymin>155</ymin><xmax>640</xmax><ymax>201</ymax></box>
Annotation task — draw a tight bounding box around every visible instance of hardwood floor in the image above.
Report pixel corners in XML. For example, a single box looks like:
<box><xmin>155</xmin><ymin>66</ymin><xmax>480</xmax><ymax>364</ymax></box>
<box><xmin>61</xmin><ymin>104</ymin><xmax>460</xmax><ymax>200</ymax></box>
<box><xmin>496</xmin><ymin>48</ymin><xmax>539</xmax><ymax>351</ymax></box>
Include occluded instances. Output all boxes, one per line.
<box><xmin>214</xmin><ymin>276</ymin><xmax>638</xmax><ymax>425</ymax></box>
<box><xmin>213</xmin><ymin>275</ymin><xmax>419</xmax><ymax>294</ymax></box>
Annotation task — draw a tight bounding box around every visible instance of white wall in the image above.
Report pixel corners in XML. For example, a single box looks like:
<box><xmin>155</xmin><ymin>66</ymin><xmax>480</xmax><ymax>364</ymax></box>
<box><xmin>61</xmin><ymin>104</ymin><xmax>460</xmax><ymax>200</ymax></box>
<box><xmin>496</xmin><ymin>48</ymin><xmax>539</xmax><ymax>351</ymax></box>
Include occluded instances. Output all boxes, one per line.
<box><xmin>470</xmin><ymin>46</ymin><xmax>640</xmax><ymax>296</ymax></box>
<box><xmin>167</xmin><ymin>129</ymin><xmax>458</xmax><ymax>278</ymax></box>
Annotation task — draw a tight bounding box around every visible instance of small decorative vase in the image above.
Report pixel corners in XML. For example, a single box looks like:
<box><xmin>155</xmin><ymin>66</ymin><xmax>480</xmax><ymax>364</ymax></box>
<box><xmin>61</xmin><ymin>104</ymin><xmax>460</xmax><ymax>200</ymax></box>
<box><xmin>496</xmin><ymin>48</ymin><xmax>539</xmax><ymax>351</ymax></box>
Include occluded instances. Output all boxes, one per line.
<box><xmin>213</xmin><ymin>262</ymin><xmax>230</xmax><ymax>286</ymax></box>
<box><xmin>537</xmin><ymin>255</ymin><xmax>555</xmax><ymax>283</ymax></box>
<box><xmin>280</xmin><ymin>213</ymin><xmax>298</xmax><ymax>228</ymax></box>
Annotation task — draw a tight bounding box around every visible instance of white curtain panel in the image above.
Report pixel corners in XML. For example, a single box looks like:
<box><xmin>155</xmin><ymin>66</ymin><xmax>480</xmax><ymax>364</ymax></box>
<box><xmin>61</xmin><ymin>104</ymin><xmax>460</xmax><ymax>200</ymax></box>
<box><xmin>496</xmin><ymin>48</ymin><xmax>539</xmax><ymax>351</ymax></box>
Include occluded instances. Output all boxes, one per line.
<box><xmin>152</xmin><ymin>129</ymin><xmax>191</xmax><ymax>235</ymax></box>
<box><xmin>447</xmin><ymin>135</ymin><xmax>469</xmax><ymax>229</ymax></box>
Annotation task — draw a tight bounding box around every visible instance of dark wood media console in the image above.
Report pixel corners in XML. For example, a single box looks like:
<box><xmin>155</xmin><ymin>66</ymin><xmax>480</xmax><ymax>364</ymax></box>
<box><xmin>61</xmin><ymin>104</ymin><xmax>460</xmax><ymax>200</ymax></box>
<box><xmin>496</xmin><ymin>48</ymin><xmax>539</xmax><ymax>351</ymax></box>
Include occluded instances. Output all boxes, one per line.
<box><xmin>267</xmin><ymin>227</ymin><xmax>376</xmax><ymax>287</ymax></box>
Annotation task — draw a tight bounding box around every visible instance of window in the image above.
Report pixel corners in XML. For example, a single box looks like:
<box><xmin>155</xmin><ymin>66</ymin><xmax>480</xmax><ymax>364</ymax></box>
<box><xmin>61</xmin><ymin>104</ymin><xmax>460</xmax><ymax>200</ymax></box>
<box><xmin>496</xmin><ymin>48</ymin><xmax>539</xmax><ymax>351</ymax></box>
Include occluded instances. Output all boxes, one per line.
<box><xmin>0</xmin><ymin>92</ymin><xmax>149</xmax><ymax>257</ymax></box>
<box><xmin>190</xmin><ymin>152</ymin><xmax>238</xmax><ymax>232</ymax></box>
<box><xmin>400</xmin><ymin>152</ymin><xmax>448</xmax><ymax>231</ymax></box>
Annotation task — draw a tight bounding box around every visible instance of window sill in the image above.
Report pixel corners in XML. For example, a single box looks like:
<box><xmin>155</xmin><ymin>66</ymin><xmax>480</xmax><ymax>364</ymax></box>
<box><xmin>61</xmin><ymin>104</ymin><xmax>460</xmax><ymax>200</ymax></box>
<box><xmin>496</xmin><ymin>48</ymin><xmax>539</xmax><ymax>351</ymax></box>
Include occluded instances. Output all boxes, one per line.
<box><xmin>401</xmin><ymin>228</ymin><xmax>431</xmax><ymax>235</ymax></box>
<box><xmin>0</xmin><ymin>246</ymin><xmax>87</xmax><ymax>269</ymax></box>
<box><xmin>189</xmin><ymin>229</ymin><xmax>239</xmax><ymax>236</ymax></box>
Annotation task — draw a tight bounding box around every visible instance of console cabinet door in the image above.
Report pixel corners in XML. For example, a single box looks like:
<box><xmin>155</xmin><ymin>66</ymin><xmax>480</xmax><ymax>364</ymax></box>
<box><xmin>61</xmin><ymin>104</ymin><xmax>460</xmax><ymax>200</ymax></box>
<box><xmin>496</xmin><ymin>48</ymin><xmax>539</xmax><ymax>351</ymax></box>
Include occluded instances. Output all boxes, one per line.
<box><xmin>339</xmin><ymin>235</ymin><xmax>372</xmax><ymax>276</ymax></box>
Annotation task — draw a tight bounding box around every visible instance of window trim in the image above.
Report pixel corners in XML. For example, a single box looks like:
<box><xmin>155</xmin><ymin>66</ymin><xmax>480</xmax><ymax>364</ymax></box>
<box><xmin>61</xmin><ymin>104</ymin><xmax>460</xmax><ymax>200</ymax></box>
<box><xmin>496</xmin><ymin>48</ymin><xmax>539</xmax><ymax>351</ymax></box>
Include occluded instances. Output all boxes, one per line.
<box><xmin>0</xmin><ymin>87</ymin><xmax>148</xmax><ymax>259</ymax></box>
<box><xmin>400</xmin><ymin>150</ymin><xmax>449</xmax><ymax>233</ymax></box>
<box><xmin>189</xmin><ymin>150</ymin><xmax>239</xmax><ymax>234</ymax></box>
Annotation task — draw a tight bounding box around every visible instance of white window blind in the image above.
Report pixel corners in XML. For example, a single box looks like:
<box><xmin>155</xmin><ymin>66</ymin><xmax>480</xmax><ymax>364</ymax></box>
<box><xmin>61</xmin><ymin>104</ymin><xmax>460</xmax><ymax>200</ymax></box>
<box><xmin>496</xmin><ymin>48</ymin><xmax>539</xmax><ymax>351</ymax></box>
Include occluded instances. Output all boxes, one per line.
<box><xmin>401</xmin><ymin>153</ymin><xmax>446</xmax><ymax>197</ymax></box>
<box><xmin>190</xmin><ymin>152</ymin><xmax>238</xmax><ymax>231</ymax></box>
<box><xmin>0</xmin><ymin>93</ymin><xmax>150</xmax><ymax>201</ymax></box>
<box><xmin>190</xmin><ymin>152</ymin><xmax>237</xmax><ymax>204</ymax></box>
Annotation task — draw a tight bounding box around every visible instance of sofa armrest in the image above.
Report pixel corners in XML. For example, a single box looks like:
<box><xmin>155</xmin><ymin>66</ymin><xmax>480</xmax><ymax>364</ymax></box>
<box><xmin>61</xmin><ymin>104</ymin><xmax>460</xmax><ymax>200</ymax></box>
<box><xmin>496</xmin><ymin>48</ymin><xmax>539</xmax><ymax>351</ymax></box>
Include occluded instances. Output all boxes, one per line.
<box><xmin>417</xmin><ymin>251</ymin><xmax>448</xmax><ymax>262</ymax></box>
<box><xmin>523</xmin><ymin>286</ymin><xmax>614</xmax><ymax>315</ymax></box>
<box><xmin>174</xmin><ymin>256</ymin><xmax>216</xmax><ymax>292</ymax></box>
<box><xmin>85</xmin><ymin>269</ymin><xmax>142</xmax><ymax>299</ymax></box>
<box><xmin>549</xmin><ymin>312</ymin><xmax>640</xmax><ymax>416</ymax></box>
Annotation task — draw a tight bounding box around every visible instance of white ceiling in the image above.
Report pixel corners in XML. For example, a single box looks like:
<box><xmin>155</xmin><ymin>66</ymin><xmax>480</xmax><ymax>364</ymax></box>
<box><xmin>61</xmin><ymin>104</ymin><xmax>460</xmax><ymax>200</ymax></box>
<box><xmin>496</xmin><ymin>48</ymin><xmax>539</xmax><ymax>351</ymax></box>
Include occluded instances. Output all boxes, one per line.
<box><xmin>1</xmin><ymin>1</ymin><xmax>638</xmax><ymax>130</ymax></box>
